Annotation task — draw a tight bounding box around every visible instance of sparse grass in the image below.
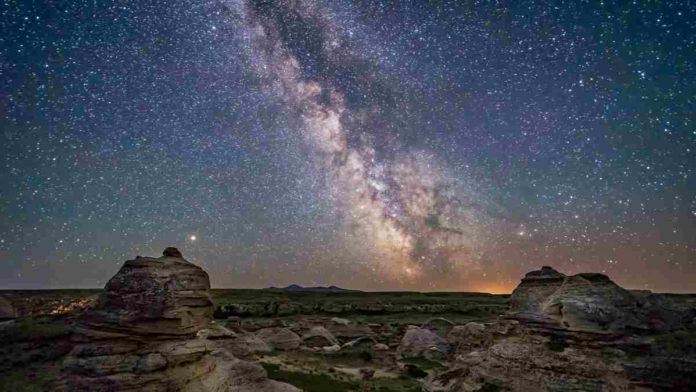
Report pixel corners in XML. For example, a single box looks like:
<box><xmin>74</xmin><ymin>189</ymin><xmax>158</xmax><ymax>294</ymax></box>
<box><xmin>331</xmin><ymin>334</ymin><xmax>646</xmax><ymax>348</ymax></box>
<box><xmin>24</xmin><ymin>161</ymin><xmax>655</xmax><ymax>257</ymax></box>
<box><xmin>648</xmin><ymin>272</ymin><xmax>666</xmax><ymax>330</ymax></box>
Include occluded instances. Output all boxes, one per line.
<box><xmin>476</xmin><ymin>383</ymin><xmax>501</xmax><ymax>392</ymax></box>
<box><xmin>403</xmin><ymin>363</ymin><xmax>428</xmax><ymax>378</ymax></box>
<box><xmin>0</xmin><ymin>289</ymin><xmax>100</xmax><ymax>299</ymax></box>
<box><xmin>209</xmin><ymin>289</ymin><xmax>508</xmax><ymax>321</ymax></box>
<box><xmin>601</xmin><ymin>347</ymin><xmax>627</xmax><ymax>360</ymax></box>
<box><xmin>371</xmin><ymin>376</ymin><xmax>422</xmax><ymax>391</ymax></box>
<box><xmin>546</xmin><ymin>335</ymin><xmax>568</xmax><ymax>352</ymax></box>
<box><xmin>0</xmin><ymin>369</ymin><xmax>48</xmax><ymax>392</ymax></box>
<box><xmin>1</xmin><ymin>316</ymin><xmax>70</xmax><ymax>342</ymax></box>
<box><xmin>654</xmin><ymin>330</ymin><xmax>696</xmax><ymax>354</ymax></box>
<box><xmin>261</xmin><ymin>352</ymin><xmax>424</xmax><ymax>392</ymax></box>
<box><xmin>321</xmin><ymin>348</ymin><xmax>373</xmax><ymax>366</ymax></box>
<box><xmin>401</xmin><ymin>357</ymin><xmax>447</xmax><ymax>371</ymax></box>
<box><xmin>210</xmin><ymin>289</ymin><xmax>509</xmax><ymax>306</ymax></box>
<box><xmin>262</xmin><ymin>363</ymin><xmax>359</xmax><ymax>392</ymax></box>
<box><xmin>2</xmin><ymin>288</ymin><xmax>509</xmax><ymax>325</ymax></box>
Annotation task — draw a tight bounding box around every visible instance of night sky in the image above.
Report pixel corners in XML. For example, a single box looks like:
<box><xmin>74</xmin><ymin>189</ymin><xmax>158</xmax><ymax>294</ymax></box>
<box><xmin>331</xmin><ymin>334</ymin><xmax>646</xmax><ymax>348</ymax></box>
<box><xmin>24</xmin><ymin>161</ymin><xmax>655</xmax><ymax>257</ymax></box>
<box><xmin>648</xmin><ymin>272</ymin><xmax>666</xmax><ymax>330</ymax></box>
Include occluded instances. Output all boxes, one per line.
<box><xmin>1</xmin><ymin>1</ymin><xmax>694</xmax><ymax>292</ymax></box>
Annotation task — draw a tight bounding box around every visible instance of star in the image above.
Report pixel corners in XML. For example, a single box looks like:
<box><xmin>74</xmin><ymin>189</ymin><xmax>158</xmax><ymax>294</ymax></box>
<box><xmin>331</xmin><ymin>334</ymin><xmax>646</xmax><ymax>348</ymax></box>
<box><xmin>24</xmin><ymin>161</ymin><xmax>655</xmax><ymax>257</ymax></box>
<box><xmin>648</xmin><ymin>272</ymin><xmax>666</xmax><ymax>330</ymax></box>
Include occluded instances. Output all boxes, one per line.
<box><xmin>0</xmin><ymin>0</ymin><xmax>693</xmax><ymax>292</ymax></box>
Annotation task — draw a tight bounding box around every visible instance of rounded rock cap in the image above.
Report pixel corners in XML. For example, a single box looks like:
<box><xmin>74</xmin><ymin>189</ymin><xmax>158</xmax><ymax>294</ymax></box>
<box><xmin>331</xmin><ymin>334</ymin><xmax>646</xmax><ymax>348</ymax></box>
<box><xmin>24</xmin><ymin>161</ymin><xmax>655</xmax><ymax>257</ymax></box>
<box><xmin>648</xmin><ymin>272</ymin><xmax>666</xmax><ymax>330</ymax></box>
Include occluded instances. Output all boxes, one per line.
<box><xmin>163</xmin><ymin>247</ymin><xmax>183</xmax><ymax>258</ymax></box>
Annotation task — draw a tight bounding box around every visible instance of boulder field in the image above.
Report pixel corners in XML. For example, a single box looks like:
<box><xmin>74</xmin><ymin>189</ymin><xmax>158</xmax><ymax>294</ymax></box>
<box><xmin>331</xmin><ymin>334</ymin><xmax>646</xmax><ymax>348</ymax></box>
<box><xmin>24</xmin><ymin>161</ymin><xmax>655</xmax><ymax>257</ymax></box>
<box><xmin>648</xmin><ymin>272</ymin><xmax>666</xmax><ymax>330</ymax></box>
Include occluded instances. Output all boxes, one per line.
<box><xmin>2</xmin><ymin>257</ymin><xmax>695</xmax><ymax>392</ymax></box>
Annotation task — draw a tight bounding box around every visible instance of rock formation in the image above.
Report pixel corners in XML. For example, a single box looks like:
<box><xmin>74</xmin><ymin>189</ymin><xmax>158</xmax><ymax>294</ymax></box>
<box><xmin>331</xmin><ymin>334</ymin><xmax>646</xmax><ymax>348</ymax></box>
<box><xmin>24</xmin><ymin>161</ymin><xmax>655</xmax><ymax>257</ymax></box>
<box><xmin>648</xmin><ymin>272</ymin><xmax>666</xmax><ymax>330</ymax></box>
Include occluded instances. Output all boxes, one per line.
<box><xmin>4</xmin><ymin>259</ymin><xmax>693</xmax><ymax>392</ymax></box>
<box><xmin>508</xmin><ymin>266</ymin><xmax>567</xmax><ymax>314</ymax></box>
<box><xmin>509</xmin><ymin>266</ymin><xmax>681</xmax><ymax>334</ymax></box>
<box><xmin>76</xmin><ymin>247</ymin><xmax>213</xmax><ymax>337</ymax></box>
<box><xmin>56</xmin><ymin>248</ymin><xmax>298</xmax><ymax>392</ymax></box>
<box><xmin>424</xmin><ymin>266</ymin><xmax>696</xmax><ymax>392</ymax></box>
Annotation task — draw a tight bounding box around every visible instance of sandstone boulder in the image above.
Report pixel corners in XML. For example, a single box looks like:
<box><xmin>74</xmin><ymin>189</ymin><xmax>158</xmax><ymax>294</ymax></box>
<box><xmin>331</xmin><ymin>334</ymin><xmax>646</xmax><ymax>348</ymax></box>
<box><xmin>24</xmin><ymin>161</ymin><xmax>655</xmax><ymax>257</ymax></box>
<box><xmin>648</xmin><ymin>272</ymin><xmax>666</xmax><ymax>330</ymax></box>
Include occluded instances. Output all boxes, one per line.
<box><xmin>256</xmin><ymin>327</ymin><xmax>301</xmax><ymax>350</ymax></box>
<box><xmin>331</xmin><ymin>317</ymin><xmax>351</xmax><ymax>326</ymax></box>
<box><xmin>328</xmin><ymin>322</ymin><xmax>375</xmax><ymax>342</ymax></box>
<box><xmin>322</xmin><ymin>344</ymin><xmax>341</xmax><ymax>353</ymax></box>
<box><xmin>447</xmin><ymin>322</ymin><xmax>492</xmax><ymax>353</ymax></box>
<box><xmin>397</xmin><ymin>326</ymin><xmax>450</xmax><ymax>359</ymax></box>
<box><xmin>421</xmin><ymin>317</ymin><xmax>456</xmax><ymax>338</ymax></box>
<box><xmin>301</xmin><ymin>326</ymin><xmax>339</xmax><ymax>348</ymax></box>
<box><xmin>223</xmin><ymin>332</ymin><xmax>272</xmax><ymax>357</ymax></box>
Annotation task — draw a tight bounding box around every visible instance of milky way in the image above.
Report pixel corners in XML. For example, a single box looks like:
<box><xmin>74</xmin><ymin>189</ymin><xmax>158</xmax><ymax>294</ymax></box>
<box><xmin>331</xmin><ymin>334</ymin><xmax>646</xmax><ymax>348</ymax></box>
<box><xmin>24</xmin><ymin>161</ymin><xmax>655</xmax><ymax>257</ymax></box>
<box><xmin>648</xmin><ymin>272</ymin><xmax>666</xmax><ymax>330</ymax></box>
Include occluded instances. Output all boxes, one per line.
<box><xmin>0</xmin><ymin>1</ymin><xmax>694</xmax><ymax>291</ymax></box>
<box><xmin>235</xmin><ymin>1</ymin><xmax>492</xmax><ymax>285</ymax></box>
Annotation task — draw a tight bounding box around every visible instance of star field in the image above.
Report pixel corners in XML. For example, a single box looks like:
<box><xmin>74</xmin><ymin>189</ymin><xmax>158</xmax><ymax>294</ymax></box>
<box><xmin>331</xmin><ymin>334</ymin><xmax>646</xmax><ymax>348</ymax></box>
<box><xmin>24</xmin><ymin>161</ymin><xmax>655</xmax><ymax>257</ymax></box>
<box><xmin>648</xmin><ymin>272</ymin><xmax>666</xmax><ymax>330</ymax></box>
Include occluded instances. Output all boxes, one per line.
<box><xmin>1</xmin><ymin>0</ymin><xmax>694</xmax><ymax>292</ymax></box>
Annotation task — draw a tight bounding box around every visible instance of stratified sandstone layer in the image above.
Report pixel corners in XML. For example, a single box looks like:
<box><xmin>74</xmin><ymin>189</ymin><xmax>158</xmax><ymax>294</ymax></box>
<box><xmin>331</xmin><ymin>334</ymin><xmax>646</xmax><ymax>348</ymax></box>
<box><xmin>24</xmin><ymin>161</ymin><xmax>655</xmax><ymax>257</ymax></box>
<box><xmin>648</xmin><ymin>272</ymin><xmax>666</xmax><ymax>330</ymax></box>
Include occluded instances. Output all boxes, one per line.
<box><xmin>56</xmin><ymin>248</ymin><xmax>298</xmax><ymax>392</ymax></box>
<box><xmin>77</xmin><ymin>247</ymin><xmax>213</xmax><ymax>337</ymax></box>
<box><xmin>510</xmin><ymin>266</ymin><xmax>682</xmax><ymax>334</ymax></box>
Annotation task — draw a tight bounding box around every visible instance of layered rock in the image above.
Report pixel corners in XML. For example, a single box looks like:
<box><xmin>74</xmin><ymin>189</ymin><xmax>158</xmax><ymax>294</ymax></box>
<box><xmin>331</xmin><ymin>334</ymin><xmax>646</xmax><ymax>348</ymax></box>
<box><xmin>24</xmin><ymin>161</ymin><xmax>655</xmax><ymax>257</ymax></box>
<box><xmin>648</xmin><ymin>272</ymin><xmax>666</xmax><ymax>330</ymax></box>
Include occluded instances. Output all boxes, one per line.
<box><xmin>538</xmin><ymin>273</ymin><xmax>643</xmax><ymax>333</ymax></box>
<box><xmin>56</xmin><ymin>248</ymin><xmax>298</xmax><ymax>392</ymax></box>
<box><xmin>509</xmin><ymin>266</ymin><xmax>566</xmax><ymax>315</ymax></box>
<box><xmin>77</xmin><ymin>247</ymin><xmax>213</xmax><ymax>337</ymax></box>
<box><xmin>509</xmin><ymin>266</ymin><xmax>681</xmax><ymax>334</ymax></box>
<box><xmin>424</xmin><ymin>266</ymin><xmax>696</xmax><ymax>392</ymax></box>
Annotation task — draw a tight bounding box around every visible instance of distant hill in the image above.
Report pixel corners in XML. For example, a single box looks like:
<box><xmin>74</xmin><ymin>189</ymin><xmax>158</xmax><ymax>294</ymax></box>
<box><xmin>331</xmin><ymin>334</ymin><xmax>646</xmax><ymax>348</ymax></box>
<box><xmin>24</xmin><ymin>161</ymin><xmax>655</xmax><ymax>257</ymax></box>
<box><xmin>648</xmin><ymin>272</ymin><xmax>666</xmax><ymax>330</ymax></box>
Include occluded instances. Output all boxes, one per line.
<box><xmin>268</xmin><ymin>284</ymin><xmax>361</xmax><ymax>293</ymax></box>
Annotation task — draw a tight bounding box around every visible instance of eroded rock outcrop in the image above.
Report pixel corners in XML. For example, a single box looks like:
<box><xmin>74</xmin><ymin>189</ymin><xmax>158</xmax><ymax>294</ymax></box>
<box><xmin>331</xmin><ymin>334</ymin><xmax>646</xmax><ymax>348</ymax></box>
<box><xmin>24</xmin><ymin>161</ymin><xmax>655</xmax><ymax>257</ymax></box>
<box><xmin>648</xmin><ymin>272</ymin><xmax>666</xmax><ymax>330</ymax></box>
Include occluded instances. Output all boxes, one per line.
<box><xmin>56</xmin><ymin>248</ymin><xmax>298</xmax><ymax>392</ymax></box>
<box><xmin>425</xmin><ymin>266</ymin><xmax>696</xmax><ymax>392</ymax></box>
<box><xmin>76</xmin><ymin>247</ymin><xmax>213</xmax><ymax>337</ymax></box>
<box><xmin>509</xmin><ymin>266</ymin><xmax>681</xmax><ymax>335</ymax></box>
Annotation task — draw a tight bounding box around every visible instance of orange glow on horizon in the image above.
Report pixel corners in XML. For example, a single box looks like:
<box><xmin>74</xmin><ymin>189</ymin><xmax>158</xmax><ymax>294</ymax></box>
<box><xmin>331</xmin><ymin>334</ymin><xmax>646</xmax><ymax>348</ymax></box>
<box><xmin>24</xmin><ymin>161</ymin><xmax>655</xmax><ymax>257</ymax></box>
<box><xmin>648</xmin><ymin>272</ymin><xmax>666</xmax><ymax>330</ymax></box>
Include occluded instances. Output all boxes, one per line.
<box><xmin>469</xmin><ymin>282</ymin><xmax>515</xmax><ymax>294</ymax></box>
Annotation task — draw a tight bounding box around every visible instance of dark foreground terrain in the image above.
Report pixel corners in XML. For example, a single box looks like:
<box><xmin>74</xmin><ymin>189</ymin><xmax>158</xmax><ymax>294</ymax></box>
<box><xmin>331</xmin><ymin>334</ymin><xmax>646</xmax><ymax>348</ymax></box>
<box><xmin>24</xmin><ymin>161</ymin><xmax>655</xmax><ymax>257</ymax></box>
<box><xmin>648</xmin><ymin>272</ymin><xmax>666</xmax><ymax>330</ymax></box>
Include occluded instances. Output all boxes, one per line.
<box><xmin>1</xmin><ymin>250</ymin><xmax>695</xmax><ymax>391</ymax></box>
